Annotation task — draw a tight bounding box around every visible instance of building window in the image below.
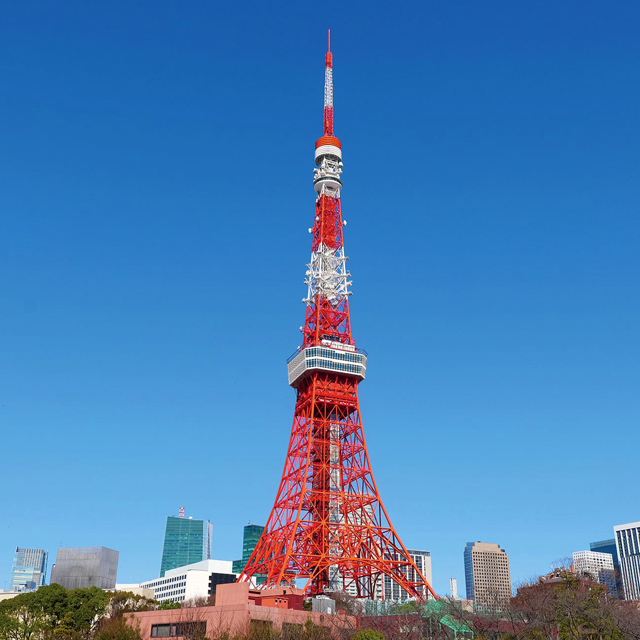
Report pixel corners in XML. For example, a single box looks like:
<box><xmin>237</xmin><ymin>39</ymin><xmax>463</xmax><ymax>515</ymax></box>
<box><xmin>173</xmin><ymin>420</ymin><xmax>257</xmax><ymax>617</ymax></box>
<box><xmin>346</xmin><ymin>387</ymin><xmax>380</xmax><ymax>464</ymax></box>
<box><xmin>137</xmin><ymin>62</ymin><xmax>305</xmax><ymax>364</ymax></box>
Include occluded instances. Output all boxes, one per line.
<box><xmin>151</xmin><ymin>623</ymin><xmax>206</xmax><ymax>638</ymax></box>
<box><xmin>250</xmin><ymin>620</ymin><xmax>273</xmax><ymax>633</ymax></box>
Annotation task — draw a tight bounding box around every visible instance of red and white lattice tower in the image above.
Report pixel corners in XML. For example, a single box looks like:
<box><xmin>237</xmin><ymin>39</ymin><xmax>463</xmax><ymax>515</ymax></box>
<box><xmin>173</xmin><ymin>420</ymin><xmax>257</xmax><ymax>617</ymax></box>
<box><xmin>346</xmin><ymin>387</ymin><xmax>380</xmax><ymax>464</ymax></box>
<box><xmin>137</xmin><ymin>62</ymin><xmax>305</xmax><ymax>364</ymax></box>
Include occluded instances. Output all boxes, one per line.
<box><xmin>239</xmin><ymin>33</ymin><xmax>436</xmax><ymax>601</ymax></box>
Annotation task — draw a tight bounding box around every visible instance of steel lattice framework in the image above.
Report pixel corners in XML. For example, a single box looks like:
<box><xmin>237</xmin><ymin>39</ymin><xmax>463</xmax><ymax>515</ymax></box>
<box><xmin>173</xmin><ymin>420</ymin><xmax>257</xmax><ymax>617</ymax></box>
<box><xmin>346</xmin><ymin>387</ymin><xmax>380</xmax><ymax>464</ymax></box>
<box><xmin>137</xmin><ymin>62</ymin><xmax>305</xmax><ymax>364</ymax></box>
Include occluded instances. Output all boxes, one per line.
<box><xmin>239</xmin><ymin>33</ymin><xmax>437</xmax><ymax>601</ymax></box>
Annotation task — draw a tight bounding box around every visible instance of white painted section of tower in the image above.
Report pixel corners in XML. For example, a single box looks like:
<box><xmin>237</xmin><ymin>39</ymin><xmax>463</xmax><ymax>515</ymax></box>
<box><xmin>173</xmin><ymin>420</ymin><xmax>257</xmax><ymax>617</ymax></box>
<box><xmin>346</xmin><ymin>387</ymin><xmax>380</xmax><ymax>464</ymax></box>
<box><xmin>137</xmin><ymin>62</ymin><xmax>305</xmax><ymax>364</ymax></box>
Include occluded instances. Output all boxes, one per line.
<box><xmin>304</xmin><ymin>243</ymin><xmax>351</xmax><ymax>304</ymax></box>
<box><xmin>313</xmin><ymin>157</ymin><xmax>343</xmax><ymax>196</ymax></box>
<box><xmin>315</xmin><ymin>145</ymin><xmax>342</xmax><ymax>163</ymax></box>
<box><xmin>325</xmin><ymin>66</ymin><xmax>333</xmax><ymax>108</ymax></box>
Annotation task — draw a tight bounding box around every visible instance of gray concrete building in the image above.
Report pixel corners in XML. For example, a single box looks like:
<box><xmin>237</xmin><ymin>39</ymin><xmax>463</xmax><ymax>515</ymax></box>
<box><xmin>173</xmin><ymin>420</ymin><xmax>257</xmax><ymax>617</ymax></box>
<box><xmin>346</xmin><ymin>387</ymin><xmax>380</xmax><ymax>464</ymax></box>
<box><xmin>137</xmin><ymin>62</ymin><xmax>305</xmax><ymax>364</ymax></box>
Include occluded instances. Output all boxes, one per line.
<box><xmin>50</xmin><ymin>547</ymin><xmax>118</xmax><ymax>590</ymax></box>
<box><xmin>464</xmin><ymin>541</ymin><xmax>511</xmax><ymax>611</ymax></box>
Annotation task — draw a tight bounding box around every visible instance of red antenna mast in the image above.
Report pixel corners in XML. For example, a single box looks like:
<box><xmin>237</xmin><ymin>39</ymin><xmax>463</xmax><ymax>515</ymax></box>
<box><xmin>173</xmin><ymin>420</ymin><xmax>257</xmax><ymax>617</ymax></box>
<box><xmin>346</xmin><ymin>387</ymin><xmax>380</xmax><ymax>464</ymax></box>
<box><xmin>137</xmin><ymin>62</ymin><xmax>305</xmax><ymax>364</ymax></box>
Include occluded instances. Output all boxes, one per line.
<box><xmin>239</xmin><ymin>34</ymin><xmax>436</xmax><ymax>601</ymax></box>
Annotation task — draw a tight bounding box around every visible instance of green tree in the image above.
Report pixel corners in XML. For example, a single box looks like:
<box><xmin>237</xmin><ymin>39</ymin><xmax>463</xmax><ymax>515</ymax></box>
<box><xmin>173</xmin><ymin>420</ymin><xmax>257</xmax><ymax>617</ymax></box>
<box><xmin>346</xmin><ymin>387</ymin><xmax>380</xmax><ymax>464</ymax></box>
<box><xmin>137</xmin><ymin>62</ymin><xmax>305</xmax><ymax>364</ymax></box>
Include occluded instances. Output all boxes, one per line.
<box><xmin>352</xmin><ymin>630</ymin><xmax>384</xmax><ymax>640</ymax></box>
<box><xmin>66</xmin><ymin>588</ymin><xmax>109</xmax><ymax>638</ymax></box>
<box><xmin>33</xmin><ymin>585</ymin><xmax>69</xmax><ymax>635</ymax></box>
<box><xmin>0</xmin><ymin>593</ymin><xmax>46</xmax><ymax>640</ymax></box>
<box><xmin>94</xmin><ymin>617</ymin><xmax>142</xmax><ymax>640</ymax></box>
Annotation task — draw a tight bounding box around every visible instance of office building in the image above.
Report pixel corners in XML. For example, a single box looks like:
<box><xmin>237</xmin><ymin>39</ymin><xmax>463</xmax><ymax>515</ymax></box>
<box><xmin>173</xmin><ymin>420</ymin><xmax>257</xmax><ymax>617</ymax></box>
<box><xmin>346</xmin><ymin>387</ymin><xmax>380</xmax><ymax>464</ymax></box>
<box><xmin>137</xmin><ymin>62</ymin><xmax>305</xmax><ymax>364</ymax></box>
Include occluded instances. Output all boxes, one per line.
<box><xmin>464</xmin><ymin>541</ymin><xmax>512</xmax><ymax>610</ymax></box>
<box><xmin>10</xmin><ymin>548</ymin><xmax>48</xmax><ymax>592</ymax></box>
<box><xmin>572</xmin><ymin>550</ymin><xmax>617</xmax><ymax>596</ymax></box>
<box><xmin>591</xmin><ymin>539</ymin><xmax>620</xmax><ymax>566</ymax></box>
<box><xmin>50</xmin><ymin>547</ymin><xmax>118</xmax><ymax>590</ymax></box>
<box><xmin>232</xmin><ymin>524</ymin><xmax>264</xmax><ymax>575</ymax></box>
<box><xmin>384</xmin><ymin>549</ymin><xmax>433</xmax><ymax>601</ymax></box>
<box><xmin>614</xmin><ymin>521</ymin><xmax>640</xmax><ymax>600</ymax></box>
<box><xmin>160</xmin><ymin>515</ymin><xmax>213</xmax><ymax>577</ymax></box>
<box><xmin>141</xmin><ymin>560</ymin><xmax>235</xmax><ymax>603</ymax></box>
<box><xmin>591</xmin><ymin>539</ymin><xmax>622</xmax><ymax>596</ymax></box>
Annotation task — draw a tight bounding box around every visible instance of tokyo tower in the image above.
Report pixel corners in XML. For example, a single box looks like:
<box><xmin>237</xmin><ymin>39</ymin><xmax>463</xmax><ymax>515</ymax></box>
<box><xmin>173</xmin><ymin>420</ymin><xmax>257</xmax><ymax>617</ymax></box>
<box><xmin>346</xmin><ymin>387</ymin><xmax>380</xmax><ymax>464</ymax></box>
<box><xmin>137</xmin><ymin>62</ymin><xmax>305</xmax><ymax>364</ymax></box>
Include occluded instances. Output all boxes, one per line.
<box><xmin>239</xmin><ymin>33</ymin><xmax>436</xmax><ymax>601</ymax></box>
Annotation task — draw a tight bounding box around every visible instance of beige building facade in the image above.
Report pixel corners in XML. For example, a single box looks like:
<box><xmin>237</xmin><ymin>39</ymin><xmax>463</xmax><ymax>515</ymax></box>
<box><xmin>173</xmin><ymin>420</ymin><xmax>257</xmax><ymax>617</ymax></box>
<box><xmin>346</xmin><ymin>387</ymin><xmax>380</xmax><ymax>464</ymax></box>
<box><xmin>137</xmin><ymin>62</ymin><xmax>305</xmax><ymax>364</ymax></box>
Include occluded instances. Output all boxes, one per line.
<box><xmin>464</xmin><ymin>541</ymin><xmax>511</xmax><ymax>610</ymax></box>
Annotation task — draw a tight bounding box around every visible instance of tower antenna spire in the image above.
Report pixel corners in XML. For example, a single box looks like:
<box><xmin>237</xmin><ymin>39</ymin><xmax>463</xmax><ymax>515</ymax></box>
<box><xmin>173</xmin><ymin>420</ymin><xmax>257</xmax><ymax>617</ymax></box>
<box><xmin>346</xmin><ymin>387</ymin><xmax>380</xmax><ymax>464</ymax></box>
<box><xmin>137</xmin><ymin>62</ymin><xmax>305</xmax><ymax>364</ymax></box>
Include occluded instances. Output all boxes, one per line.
<box><xmin>323</xmin><ymin>31</ymin><xmax>334</xmax><ymax>135</ymax></box>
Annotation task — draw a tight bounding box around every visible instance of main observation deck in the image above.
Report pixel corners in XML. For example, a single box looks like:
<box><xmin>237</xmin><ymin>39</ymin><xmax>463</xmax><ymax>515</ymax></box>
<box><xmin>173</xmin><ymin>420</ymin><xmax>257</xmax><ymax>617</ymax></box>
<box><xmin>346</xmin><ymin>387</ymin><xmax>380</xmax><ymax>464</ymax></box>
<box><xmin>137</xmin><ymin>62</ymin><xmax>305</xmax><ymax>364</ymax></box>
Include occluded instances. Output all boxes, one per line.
<box><xmin>287</xmin><ymin>340</ymin><xmax>368</xmax><ymax>388</ymax></box>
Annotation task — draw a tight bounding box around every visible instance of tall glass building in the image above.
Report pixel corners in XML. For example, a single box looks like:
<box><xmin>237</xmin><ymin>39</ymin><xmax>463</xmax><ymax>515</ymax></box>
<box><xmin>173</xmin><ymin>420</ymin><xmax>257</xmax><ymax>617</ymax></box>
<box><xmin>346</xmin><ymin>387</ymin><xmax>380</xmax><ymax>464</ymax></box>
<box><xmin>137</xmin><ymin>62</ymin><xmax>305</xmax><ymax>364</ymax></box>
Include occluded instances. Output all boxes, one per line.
<box><xmin>160</xmin><ymin>516</ymin><xmax>213</xmax><ymax>577</ymax></box>
<box><xmin>232</xmin><ymin>524</ymin><xmax>264</xmax><ymax>575</ymax></box>
<box><xmin>10</xmin><ymin>548</ymin><xmax>48</xmax><ymax>592</ymax></box>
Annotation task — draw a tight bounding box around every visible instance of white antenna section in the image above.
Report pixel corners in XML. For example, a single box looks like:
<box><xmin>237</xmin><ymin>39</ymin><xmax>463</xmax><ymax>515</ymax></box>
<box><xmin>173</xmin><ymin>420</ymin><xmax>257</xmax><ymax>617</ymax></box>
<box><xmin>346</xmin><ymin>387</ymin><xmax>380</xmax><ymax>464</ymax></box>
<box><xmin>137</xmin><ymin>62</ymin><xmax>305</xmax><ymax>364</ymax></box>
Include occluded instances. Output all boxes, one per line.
<box><xmin>324</xmin><ymin>65</ymin><xmax>333</xmax><ymax>109</ymax></box>
<box><xmin>303</xmin><ymin>243</ymin><xmax>352</xmax><ymax>305</ymax></box>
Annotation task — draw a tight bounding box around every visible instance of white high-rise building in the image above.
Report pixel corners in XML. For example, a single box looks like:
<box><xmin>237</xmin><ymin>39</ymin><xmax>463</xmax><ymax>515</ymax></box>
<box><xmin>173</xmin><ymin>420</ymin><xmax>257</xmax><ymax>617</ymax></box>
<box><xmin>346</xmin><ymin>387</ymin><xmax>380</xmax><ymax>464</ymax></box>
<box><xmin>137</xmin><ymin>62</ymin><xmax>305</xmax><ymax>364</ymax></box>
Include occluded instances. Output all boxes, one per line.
<box><xmin>383</xmin><ymin>549</ymin><xmax>433</xmax><ymax>602</ymax></box>
<box><xmin>614</xmin><ymin>521</ymin><xmax>640</xmax><ymax>600</ymax></box>
<box><xmin>572</xmin><ymin>550</ymin><xmax>617</xmax><ymax>596</ymax></box>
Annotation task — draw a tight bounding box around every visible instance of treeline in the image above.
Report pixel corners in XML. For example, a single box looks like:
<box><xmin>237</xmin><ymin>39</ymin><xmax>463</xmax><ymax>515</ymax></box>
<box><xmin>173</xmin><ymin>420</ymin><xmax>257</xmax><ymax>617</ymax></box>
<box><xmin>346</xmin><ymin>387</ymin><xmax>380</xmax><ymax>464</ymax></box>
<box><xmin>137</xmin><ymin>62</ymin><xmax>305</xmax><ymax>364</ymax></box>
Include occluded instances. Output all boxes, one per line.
<box><xmin>364</xmin><ymin>574</ymin><xmax>640</xmax><ymax>640</ymax></box>
<box><xmin>0</xmin><ymin>584</ymin><xmax>176</xmax><ymax>640</ymax></box>
<box><xmin>3</xmin><ymin>576</ymin><xmax>640</xmax><ymax>640</ymax></box>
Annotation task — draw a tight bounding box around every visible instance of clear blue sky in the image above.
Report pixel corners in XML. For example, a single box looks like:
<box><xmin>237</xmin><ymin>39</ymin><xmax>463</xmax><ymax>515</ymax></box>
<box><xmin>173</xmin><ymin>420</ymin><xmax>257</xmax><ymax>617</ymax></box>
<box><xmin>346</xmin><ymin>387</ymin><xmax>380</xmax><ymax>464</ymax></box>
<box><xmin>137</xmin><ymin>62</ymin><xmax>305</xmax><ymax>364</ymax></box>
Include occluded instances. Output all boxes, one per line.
<box><xmin>1</xmin><ymin>1</ymin><xmax>639</xmax><ymax>597</ymax></box>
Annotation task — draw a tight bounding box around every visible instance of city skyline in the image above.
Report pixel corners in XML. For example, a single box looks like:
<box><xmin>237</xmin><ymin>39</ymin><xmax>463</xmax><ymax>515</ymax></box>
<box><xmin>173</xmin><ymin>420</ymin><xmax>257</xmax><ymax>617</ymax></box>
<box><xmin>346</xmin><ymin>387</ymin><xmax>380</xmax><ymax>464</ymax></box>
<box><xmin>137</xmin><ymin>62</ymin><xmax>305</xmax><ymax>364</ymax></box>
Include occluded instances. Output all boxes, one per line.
<box><xmin>1</xmin><ymin>1</ymin><xmax>639</xmax><ymax>596</ymax></box>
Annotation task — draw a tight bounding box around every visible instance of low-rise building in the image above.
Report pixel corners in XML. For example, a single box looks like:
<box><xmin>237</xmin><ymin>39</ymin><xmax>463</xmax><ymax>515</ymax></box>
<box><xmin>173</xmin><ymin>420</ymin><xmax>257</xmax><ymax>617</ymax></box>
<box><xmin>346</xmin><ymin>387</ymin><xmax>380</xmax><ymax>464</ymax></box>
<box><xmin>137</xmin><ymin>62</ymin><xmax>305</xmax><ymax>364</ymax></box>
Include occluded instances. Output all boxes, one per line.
<box><xmin>115</xmin><ymin>584</ymin><xmax>155</xmax><ymax>598</ymax></box>
<box><xmin>140</xmin><ymin>560</ymin><xmax>236</xmax><ymax>603</ymax></box>
<box><xmin>0</xmin><ymin>591</ymin><xmax>20</xmax><ymax>603</ymax></box>
<box><xmin>127</xmin><ymin>582</ymin><xmax>355</xmax><ymax>638</ymax></box>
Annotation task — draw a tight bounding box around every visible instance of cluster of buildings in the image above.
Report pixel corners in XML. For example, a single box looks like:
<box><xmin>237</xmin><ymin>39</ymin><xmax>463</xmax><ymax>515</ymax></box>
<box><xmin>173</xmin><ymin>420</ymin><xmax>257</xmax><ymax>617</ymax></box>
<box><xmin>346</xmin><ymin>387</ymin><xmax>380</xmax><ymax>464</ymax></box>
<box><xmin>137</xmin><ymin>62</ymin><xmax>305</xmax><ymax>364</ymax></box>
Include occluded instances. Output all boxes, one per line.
<box><xmin>461</xmin><ymin>521</ymin><xmax>640</xmax><ymax>611</ymax></box>
<box><xmin>571</xmin><ymin>523</ymin><xmax>640</xmax><ymax>601</ymax></box>
<box><xmin>4</xmin><ymin>512</ymin><xmax>640</xmax><ymax>616</ymax></box>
